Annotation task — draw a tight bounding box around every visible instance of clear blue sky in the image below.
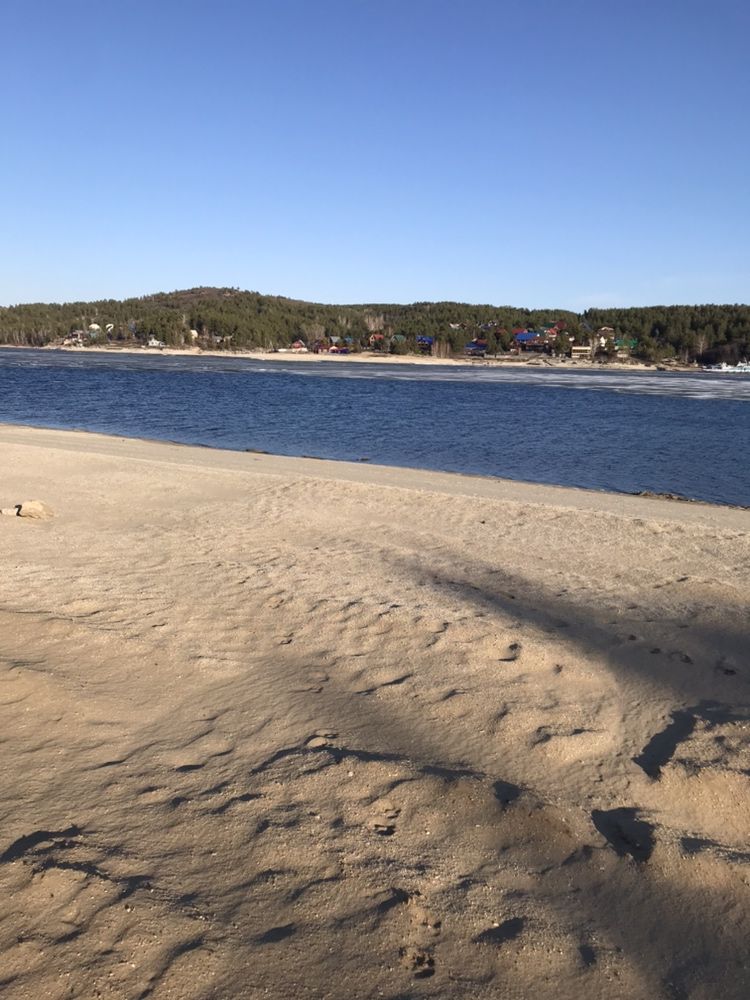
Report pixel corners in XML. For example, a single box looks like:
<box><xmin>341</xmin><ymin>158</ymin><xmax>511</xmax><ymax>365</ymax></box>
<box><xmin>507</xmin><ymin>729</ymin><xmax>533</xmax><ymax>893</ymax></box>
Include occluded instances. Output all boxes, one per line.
<box><xmin>2</xmin><ymin>0</ymin><xmax>748</xmax><ymax>309</ymax></box>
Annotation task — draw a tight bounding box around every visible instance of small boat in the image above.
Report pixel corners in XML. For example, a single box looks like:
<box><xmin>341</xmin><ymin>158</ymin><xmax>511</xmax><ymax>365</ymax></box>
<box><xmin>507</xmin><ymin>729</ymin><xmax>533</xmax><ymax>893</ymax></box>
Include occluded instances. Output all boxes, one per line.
<box><xmin>701</xmin><ymin>361</ymin><xmax>750</xmax><ymax>372</ymax></box>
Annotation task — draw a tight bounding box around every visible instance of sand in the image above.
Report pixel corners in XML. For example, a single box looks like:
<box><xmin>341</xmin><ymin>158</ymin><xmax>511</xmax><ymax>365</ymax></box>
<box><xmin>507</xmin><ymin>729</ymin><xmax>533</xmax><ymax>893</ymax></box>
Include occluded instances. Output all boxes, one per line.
<box><xmin>0</xmin><ymin>424</ymin><xmax>748</xmax><ymax>999</ymax></box>
<box><xmin>13</xmin><ymin>342</ymin><xmax>665</xmax><ymax>371</ymax></box>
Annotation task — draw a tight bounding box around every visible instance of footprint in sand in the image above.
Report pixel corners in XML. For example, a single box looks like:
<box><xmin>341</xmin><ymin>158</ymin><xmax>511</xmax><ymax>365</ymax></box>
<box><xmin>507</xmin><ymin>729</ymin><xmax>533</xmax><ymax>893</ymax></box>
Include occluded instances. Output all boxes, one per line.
<box><xmin>472</xmin><ymin>916</ymin><xmax>525</xmax><ymax>946</ymax></box>
<box><xmin>399</xmin><ymin>896</ymin><xmax>441</xmax><ymax>978</ymax></box>
<box><xmin>306</xmin><ymin>732</ymin><xmax>337</xmax><ymax>749</ymax></box>
<box><xmin>367</xmin><ymin>798</ymin><xmax>400</xmax><ymax>836</ymax></box>
<box><xmin>668</xmin><ymin>650</ymin><xmax>693</xmax><ymax>664</ymax></box>
<box><xmin>499</xmin><ymin>642</ymin><xmax>522</xmax><ymax>663</ymax></box>
<box><xmin>579</xmin><ymin>943</ymin><xmax>597</xmax><ymax>967</ymax></box>
<box><xmin>716</xmin><ymin>657</ymin><xmax>737</xmax><ymax>677</ymax></box>
<box><xmin>591</xmin><ymin>807</ymin><xmax>655</xmax><ymax>863</ymax></box>
<box><xmin>399</xmin><ymin>944</ymin><xmax>435</xmax><ymax>978</ymax></box>
<box><xmin>291</xmin><ymin>669</ymin><xmax>329</xmax><ymax>694</ymax></box>
<box><xmin>408</xmin><ymin>899</ymin><xmax>442</xmax><ymax>937</ymax></box>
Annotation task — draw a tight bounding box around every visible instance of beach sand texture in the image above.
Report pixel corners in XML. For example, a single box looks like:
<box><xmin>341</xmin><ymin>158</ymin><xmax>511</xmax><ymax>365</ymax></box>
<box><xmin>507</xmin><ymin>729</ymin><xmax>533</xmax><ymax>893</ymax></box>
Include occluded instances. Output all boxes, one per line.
<box><xmin>1</xmin><ymin>425</ymin><xmax>748</xmax><ymax>999</ymax></box>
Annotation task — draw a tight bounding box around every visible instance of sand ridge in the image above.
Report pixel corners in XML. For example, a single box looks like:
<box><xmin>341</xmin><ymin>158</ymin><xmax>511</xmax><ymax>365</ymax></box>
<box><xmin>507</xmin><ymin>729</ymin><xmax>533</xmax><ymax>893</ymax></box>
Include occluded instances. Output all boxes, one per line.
<box><xmin>0</xmin><ymin>426</ymin><xmax>748</xmax><ymax>998</ymax></box>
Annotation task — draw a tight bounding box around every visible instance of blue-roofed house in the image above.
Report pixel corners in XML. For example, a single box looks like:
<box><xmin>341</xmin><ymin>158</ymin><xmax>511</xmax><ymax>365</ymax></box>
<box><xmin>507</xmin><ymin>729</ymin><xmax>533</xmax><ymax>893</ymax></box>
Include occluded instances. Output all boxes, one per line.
<box><xmin>513</xmin><ymin>330</ymin><xmax>546</xmax><ymax>352</ymax></box>
<box><xmin>464</xmin><ymin>338</ymin><xmax>488</xmax><ymax>358</ymax></box>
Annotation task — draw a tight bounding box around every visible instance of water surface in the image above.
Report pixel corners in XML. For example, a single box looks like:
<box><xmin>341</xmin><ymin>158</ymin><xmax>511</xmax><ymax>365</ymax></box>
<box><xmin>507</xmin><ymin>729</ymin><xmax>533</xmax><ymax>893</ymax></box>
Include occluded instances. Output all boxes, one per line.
<box><xmin>1</xmin><ymin>349</ymin><xmax>748</xmax><ymax>506</ymax></box>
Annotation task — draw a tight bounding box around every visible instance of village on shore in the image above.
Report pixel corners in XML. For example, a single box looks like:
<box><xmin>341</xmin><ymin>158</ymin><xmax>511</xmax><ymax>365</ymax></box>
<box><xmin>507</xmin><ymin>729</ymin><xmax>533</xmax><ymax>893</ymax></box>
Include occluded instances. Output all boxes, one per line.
<box><xmin>286</xmin><ymin>321</ymin><xmax>639</xmax><ymax>361</ymax></box>
<box><xmin>4</xmin><ymin>288</ymin><xmax>747</xmax><ymax>369</ymax></box>
<box><xmin>51</xmin><ymin>320</ymin><xmax>689</xmax><ymax>369</ymax></box>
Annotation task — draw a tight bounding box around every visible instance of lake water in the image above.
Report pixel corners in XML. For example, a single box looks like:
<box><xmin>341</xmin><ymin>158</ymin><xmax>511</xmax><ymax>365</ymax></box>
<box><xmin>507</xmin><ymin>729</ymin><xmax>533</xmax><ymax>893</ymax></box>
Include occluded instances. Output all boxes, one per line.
<box><xmin>1</xmin><ymin>348</ymin><xmax>749</xmax><ymax>506</ymax></box>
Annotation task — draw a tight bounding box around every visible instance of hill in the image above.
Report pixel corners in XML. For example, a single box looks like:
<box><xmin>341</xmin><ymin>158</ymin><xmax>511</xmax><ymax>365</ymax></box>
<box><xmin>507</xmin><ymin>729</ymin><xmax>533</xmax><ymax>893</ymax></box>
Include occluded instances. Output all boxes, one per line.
<box><xmin>0</xmin><ymin>287</ymin><xmax>748</xmax><ymax>363</ymax></box>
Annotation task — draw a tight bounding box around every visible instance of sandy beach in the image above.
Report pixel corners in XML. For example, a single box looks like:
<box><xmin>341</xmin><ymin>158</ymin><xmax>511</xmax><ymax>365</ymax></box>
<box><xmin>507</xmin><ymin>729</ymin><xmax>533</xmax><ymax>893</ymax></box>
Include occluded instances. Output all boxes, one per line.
<box><xmin>4</xmin><ymin>342</ymin><xmax>670</xmax><ymax>372</ymax></box>
<box><xmin>1</xmin><ymin>425</ymin><xmax>748</xmax><ymax>999</ymax></box>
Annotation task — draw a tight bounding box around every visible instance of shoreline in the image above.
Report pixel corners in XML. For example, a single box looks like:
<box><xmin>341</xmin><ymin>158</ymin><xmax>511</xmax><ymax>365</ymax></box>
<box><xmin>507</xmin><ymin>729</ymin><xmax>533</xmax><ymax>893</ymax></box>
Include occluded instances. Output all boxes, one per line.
<box><xmin>1</xmin><ymin>423</ymin><xmax>747</xmax><ymax>523</ymax></box>
<box><xmin>0</xmin><ymin>341</ymin><xmax>692</xmax><ymax>373</ymax></box>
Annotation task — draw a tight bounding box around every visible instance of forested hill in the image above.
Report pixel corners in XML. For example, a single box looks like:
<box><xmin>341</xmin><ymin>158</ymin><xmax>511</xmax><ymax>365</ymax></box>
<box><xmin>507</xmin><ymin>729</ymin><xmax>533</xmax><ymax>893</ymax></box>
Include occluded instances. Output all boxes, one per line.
<box><xmin>0</xmin><ymin>287</ymin><xmax>748</xmax><ymax>362</ymax></box>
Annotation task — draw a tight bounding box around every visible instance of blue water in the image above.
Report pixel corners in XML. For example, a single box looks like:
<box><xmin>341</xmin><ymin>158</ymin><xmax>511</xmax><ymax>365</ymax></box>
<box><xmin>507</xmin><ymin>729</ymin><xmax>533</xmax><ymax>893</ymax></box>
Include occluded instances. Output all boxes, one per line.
<box><xmin>1</xmin><ymin>348</ymin><xmax>749</xmax><ymax>506</ymax></box>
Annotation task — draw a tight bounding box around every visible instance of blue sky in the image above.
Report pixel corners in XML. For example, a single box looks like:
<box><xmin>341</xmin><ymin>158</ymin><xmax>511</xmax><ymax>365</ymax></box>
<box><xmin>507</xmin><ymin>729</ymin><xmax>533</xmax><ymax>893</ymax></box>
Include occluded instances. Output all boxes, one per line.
<box><xmin>2</xmin><ymin>0</ymin><xmax>748</xmax><ymax>308</ymax></box>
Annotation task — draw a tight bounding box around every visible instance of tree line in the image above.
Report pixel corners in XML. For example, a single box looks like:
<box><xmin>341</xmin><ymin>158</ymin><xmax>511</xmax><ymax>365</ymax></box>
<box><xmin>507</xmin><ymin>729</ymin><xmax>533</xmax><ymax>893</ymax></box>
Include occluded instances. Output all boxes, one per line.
<box><xmin>0</xmin><ymin>287</ymin><xmax>748</xmax><ymax>362</ymax></box>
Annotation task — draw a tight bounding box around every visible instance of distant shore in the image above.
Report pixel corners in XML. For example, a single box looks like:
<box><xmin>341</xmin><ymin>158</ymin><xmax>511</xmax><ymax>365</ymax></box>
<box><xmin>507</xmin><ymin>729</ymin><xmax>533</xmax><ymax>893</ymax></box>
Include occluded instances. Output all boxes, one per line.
<box><xmin>0</xmin><ymin>341</ymin><xmax>699</xmax><ymax>372</ymax></box>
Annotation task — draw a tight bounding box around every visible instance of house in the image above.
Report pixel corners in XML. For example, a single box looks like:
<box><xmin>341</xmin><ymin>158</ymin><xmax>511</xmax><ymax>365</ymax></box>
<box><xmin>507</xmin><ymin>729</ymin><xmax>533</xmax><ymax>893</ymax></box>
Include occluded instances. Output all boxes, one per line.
<box><xmin>319</xmin><ymin>335</ymin><xmax>347</xmax><ymax>354</ymax></box>
<box><xmin>540</xmin><ymin>326</ymin><xmax>565</xmax><ymax>352</ymax></box>
<box><xmin>147</xmin><ymin>336</ymin><xmax>165</xmax><ymax>348</ymax></box>
<box><xmin>416</xmin><ymin>335</ymin><xmax>434</xmax><ymax>355</ymax></box>
<box><xmin>513</xmin><ymin>330</ymin><xmax>547</xmax><ymax>352</ymax></box>
<box><xmin>290</xmin><ymin>339</ymin><xmax>308</xmax><ymax>352</ymax></box>
<box><xmin>571</xmin><ymin>344</ymin><xmax>593</xmax><ymax>359</ymax></box>
<box><xmin>614</xmin><ymin>337</ymin><xmax>637</xmax><ymax>359</ymax></box>
<box><xmin>464</xmin><ymin>338</ymin><xmax>488</xmax><ymax>358</ymax></box>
